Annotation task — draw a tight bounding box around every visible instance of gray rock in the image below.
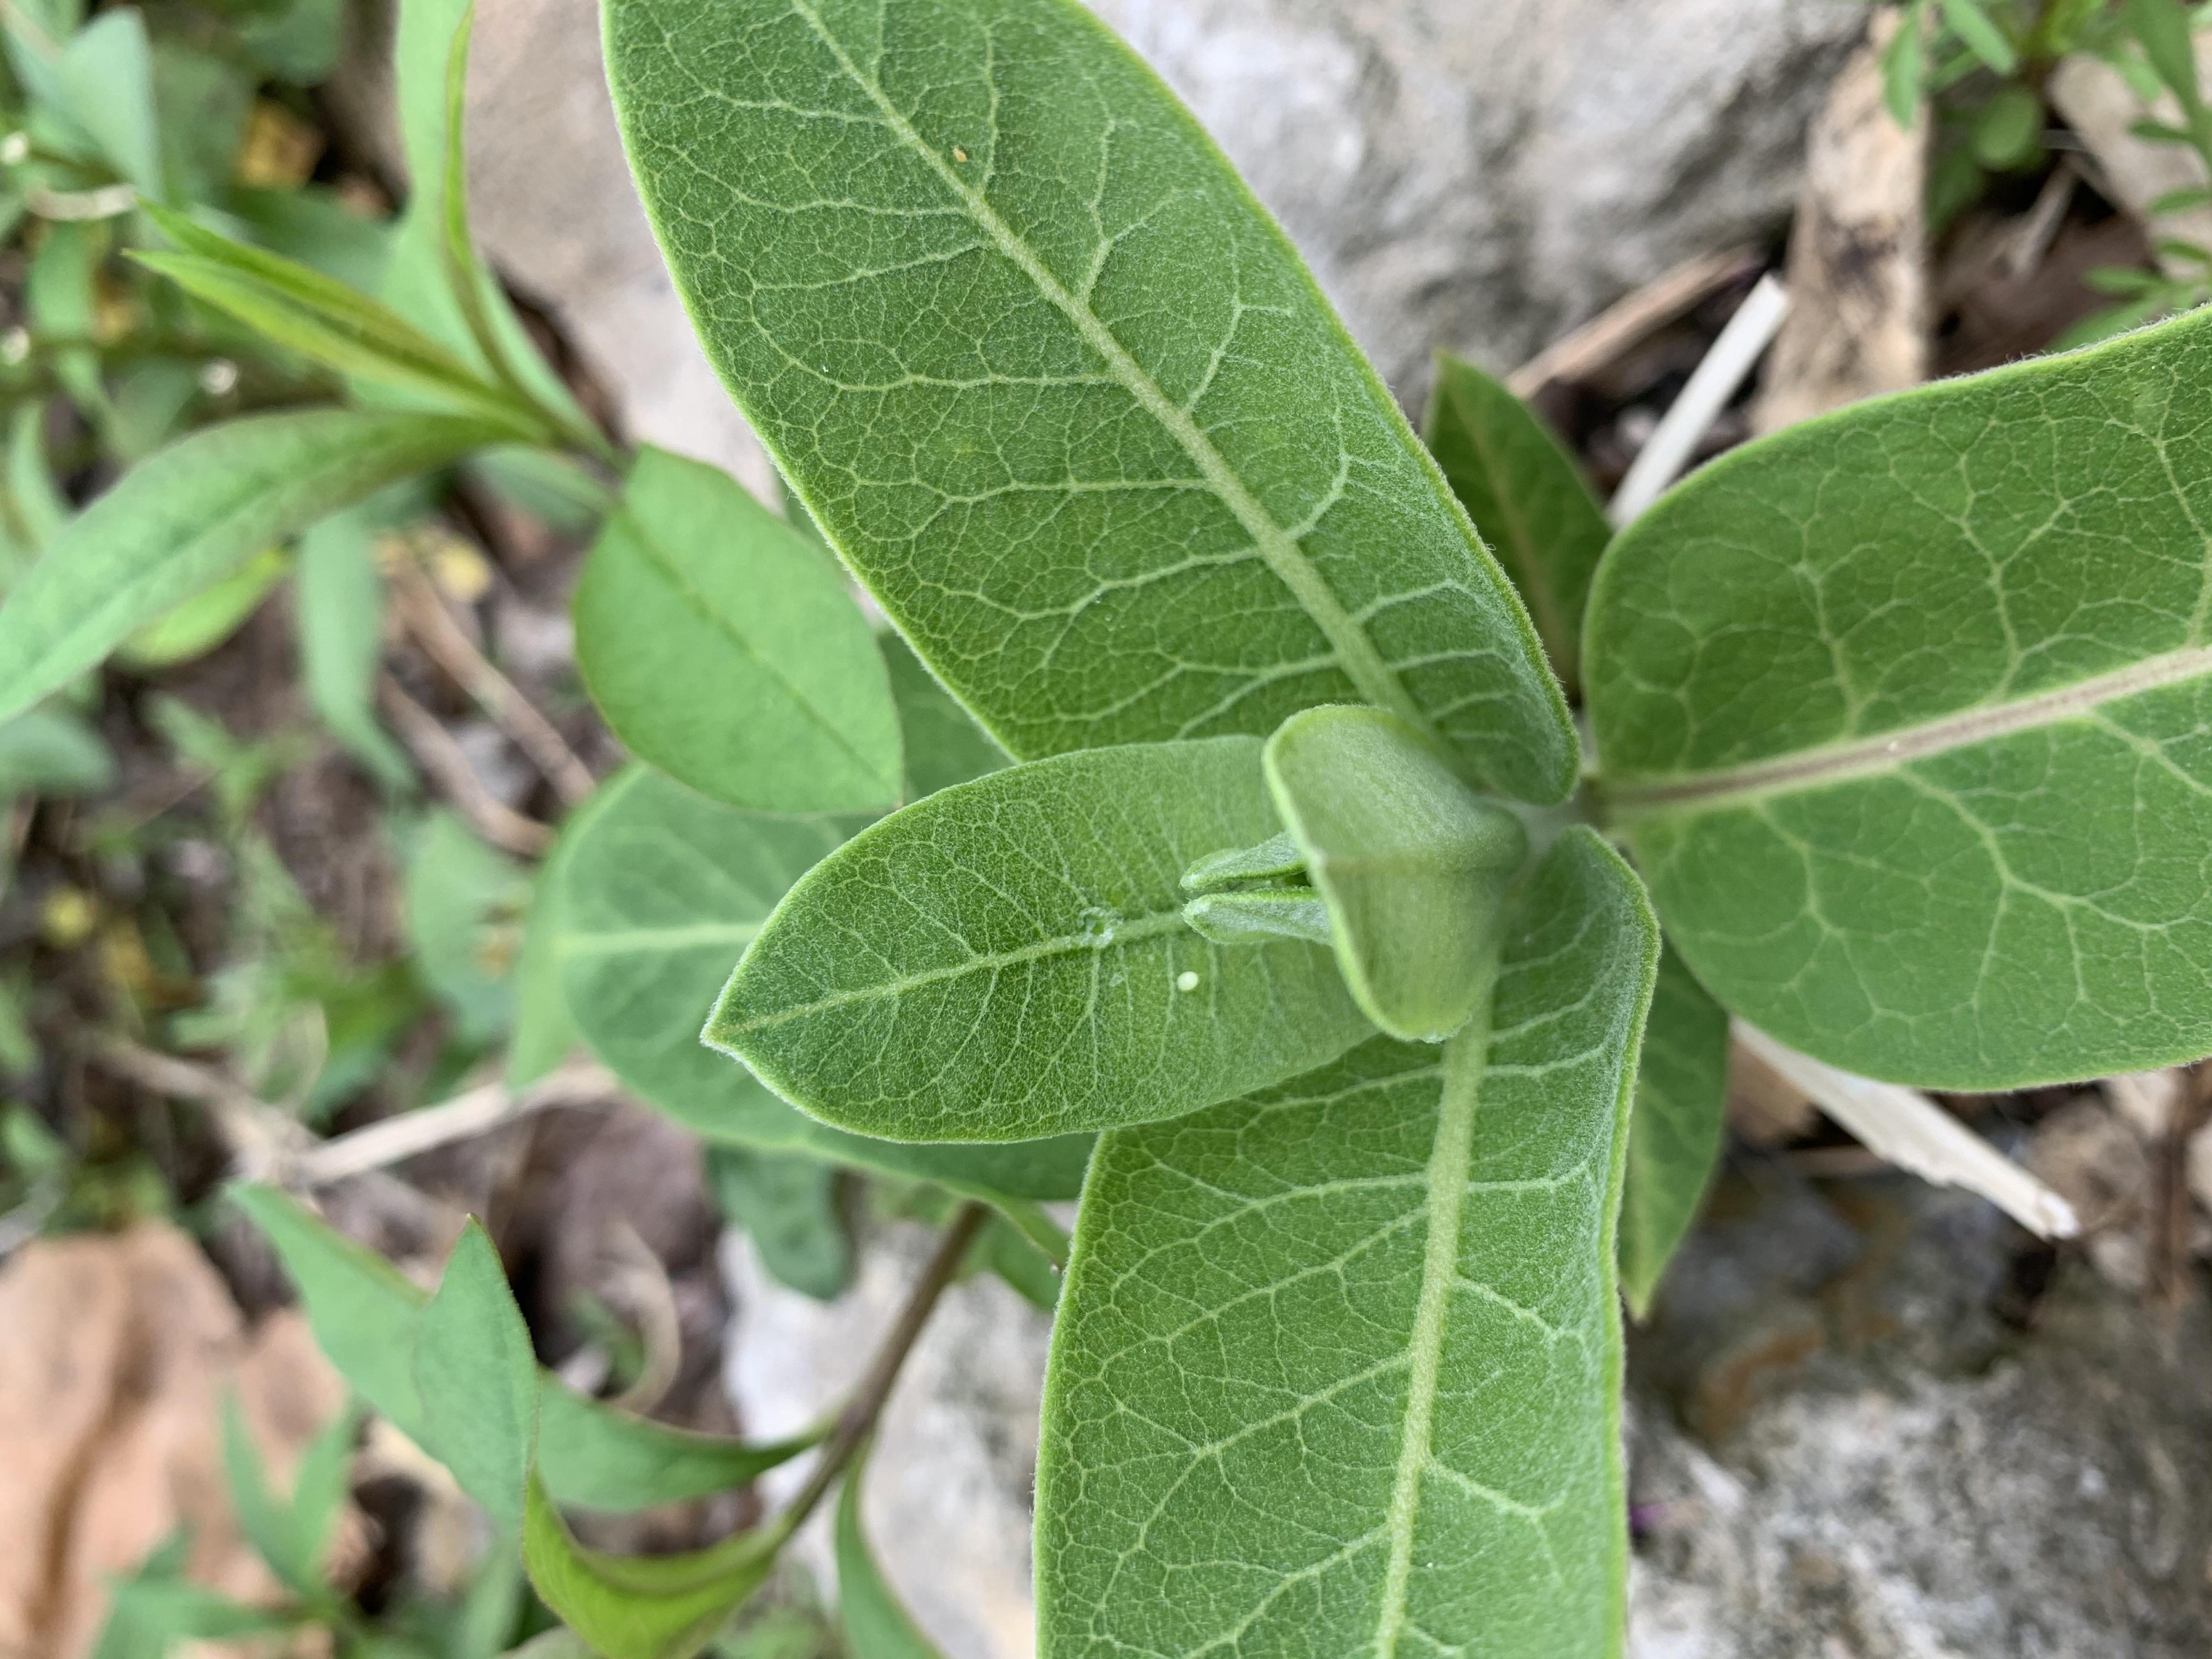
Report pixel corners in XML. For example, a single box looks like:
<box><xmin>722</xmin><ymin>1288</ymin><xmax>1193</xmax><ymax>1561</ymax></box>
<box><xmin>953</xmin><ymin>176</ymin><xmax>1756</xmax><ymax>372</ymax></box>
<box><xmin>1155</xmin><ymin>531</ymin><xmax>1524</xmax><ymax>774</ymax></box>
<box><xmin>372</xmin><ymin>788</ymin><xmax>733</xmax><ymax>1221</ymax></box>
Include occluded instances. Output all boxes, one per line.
<box><xmin>418</xmin><ymin>0</ymin><xmax>1862</xmax><ymax>480</ymax></box>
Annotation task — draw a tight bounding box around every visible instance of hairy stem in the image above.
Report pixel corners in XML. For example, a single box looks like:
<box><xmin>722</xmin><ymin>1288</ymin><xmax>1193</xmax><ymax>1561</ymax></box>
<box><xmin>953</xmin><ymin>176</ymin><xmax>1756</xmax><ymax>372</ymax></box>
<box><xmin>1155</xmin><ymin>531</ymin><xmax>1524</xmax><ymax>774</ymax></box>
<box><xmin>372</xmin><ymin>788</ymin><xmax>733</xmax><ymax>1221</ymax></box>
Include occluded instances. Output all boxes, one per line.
<box><xmin>775</xmin><ymin>1201</ymin><xmax>990</xmax><ymax>1534</ymax></box>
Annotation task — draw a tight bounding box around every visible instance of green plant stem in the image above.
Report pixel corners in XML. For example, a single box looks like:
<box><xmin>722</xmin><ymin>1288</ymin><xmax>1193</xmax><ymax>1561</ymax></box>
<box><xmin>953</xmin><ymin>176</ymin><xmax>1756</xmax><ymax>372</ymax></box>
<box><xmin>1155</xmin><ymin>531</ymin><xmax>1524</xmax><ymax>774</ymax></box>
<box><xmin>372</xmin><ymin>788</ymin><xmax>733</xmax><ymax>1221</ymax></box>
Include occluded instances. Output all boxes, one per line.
<box><xmin>772</xmin><ymin>1200</ymin><xmax>988</xmax><ymax>1535</ymax></box>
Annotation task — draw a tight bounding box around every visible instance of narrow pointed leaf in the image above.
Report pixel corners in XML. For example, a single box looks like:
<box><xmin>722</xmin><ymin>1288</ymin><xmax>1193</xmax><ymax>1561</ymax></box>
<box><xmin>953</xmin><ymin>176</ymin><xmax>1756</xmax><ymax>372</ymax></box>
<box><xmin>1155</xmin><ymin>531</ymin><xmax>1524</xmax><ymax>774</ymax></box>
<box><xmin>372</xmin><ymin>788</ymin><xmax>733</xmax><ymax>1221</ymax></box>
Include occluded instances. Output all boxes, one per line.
<box><xmin>836</xmin><ymin>1458</ymin><xmax>949</xmax><ymax>1659</ymax></box>
<box><xmin>1619</xmin><ymin>946</ymin><xmax>1728</xmax><ymax>1318</ymax></box>
<box><xmin>1589</xmin><ymin>306</ymin><xmax>2212</xmax><ymax>1087</ymax></box>
<box><xmin>605</xmin><ymin>0</ymin><xmax>1575</xmax><ymax>803</ymax></box>
<box><xmin>712</xmin><ymin>738</ymin><xmax>1376</xmax><ymax>1141</ymax></box>
<box><xmin>1036</xmin><ymin>829</ymin><xmax>1658</xmax><ymax>1659</ymax></box>
<box><xmin>575</xmin><ymin>448</ymin><xmax>903</xmax><ymax>813</ymax></box>
<box><xmin>414</xmin><ymin>1219</ymin><xmax>538</xmax><ymax>1533</ymax></box>
<box><xmin>297</xmin><ymin>507</ymin><xmax>413</xmax><ymax>790</ymax></box>
<box><xmin>232</xmin><ymin>1185</ymin><xmax>816</xmax><ymax>1509</ymax></box>
<box><xmin>1264</xmin><ymin>705</ymin><xmax>1528</xmax><ymax>1042</ymax></box>
<box><xmin>1424</xmin><ymin>353</ymin><xmax>1611</xmax><ymax>695</ymax></box>
<box><xmin>523</xmin><ymin>1476</ymin><xmax>777</xmax><ymax>1659</ymax></box>
<box><xmin>0</xmin><ymin>409</ymin><xmax>507</xmax><ymax>724</ymax></box>
<box><xmin>553</xmin><ymin>765</ymin><xmax>1094</xmax><ymax>1199</ymax></box>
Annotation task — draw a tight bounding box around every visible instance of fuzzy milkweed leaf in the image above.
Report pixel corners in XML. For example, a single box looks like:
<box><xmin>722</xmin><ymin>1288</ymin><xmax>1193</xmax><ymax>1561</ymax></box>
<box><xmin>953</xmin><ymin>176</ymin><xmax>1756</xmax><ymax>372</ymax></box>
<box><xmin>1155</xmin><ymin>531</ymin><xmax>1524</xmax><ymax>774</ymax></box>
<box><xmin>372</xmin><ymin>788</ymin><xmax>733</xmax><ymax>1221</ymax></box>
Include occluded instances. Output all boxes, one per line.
<box><xmin>711</xmin><ymin>738</ymin><xmax>1377</xmax><ymax>1142</ymax></box>
<box><xmin>1588</xmin><ymin>306</ymin><xmax>2212</xmax><ymax>1088</ymax></box>
<box><xmin>576</xmin><ymin>448</ymin><xmax>902</xmax><ymax>813</ymax></box>
<box><xmin>605</xmin><ymin>0</ymin><xmax>1573</xmax><ymax>803</ymax></box>
<box><xmin>1035</xmin><ymin>829</ymin><xmax>1658</xmax><ymax>1659</ymax></box>
<box><xmin>552</xmin><ymin>765</ymin><xmax>1096</xmax><ymax>1199</ymax></box>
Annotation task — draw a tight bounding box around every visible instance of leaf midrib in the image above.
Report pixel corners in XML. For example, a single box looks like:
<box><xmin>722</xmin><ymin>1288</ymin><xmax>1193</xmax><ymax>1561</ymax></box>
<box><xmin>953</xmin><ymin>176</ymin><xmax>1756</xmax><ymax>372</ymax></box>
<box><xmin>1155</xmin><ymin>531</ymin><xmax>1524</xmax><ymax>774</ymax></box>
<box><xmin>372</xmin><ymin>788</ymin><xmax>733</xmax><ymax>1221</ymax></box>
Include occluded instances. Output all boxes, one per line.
<box><xmin>1602</xmin><ymin>643</ymin><xmax>2212</xmax><ymax>815</ymax></box>
<box><xmin>1371</xmin><ymin>1006</ymin><xmax>1488</xmax><ymax>1659</ymax></box>
<box><xmin>778</xmin><ymin>0</ymin><xmax>1434</xmax><ymax>748</ymax></box>
<box><xmin>617</xmin><ymin>507</ymin><xmax>894</xmax><ymax>791</ymax></box>
<box><xmin>716</xmin><ymin>907</ymin><xmax>1188</xmax><ymax>1037</ymax></box>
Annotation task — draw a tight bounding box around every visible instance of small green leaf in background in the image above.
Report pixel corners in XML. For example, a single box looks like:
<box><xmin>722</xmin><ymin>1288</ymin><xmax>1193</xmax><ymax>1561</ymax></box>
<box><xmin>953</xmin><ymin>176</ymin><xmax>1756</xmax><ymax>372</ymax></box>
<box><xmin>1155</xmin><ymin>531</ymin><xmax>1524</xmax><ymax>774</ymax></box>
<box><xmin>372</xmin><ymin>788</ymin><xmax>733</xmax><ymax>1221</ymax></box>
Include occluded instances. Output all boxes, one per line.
<box><xmin>46</xmin><ymin>8</ymin><xmax>162</xmax><ymax>197</ymax></box>
<box><xmin>1618</xmin><ymin>946</ymin><xmax>1729</xmax><ymax>1319</ymax></box>
<box><xmin>404</xmin><ymin>811</ymin><xmax>531</xmax><ymax>1046</ymax></box>
<box><xmin>89</xmin><ymin>1535</ymin><xmax>294</xmax><ymax>1659</ymax></box>
<box><xmin>3</xmin><ymin>402</ymin><xmax>72</xmax><ymax>568</ymax></box>
<box><xmin>836</xmin><ymin>1455</ymin><xmax>948</xmax><ymax>1659</ymax></box>
<box><xmin>1036</xmin><ymin>829</ymin><xmax>1658</xmax><ymax>1659</ymax></box>
<box><xmin>26</xmin><ymin>219</ymin><xmax>108</xmax><ymax>421</ymax></box>
<box><xmin>883</xmin><ymin>634</ymin><xmax>1006</xmax><ymax>802</ymax></box>
<box><xmin>0</xmin><ymin>408</ymin><xmax>509</xmax><ymax>726</ymax></box>
<box><xmin>234</xmin><ymin>1184</ymin><xmax>814</xmax><ymax>1511</ymax></box>
<box><xmin>551</xmin><ymin>765</ymin><xmax>1096</xmax><ymax>1201</ymax></box>
<box><xmin>1938</xmin><ymin>0</ymin><xmax>2018</xmax><ymax>74</ymax></box>
<box><xmin>133</xmin><ymin>206</ymin><xmax>545</xmax><ymax>433</ymax></box>
<box><xmin>118</xmin><ymin>546</ymin><xmax>290</xmax><ymax>668</ymax></box>
<box><xmin>297</xmin><ymin>507</ymin><xmax>413</xmax><ymax>789</ymax></box>
<box><xmin>604</xmin><ymin>0</ymin><xmax>1575</xmax><ymax>804</ymax></box>
<box><xmin>713</xmin><ymin>738</ymin><xmax>1376</xmax><ymax>1143</ymax></box>
<box><xmin>2130</xmin><ymin>0</ymin><xmax>2203</xmax><ymax>113</ymax></box>
<box><xmin>220</xmin><ymin>1390</ymin><xmax>360</xmax><ymax>1600</ymax></box>
<box><xmin>0</xmin><ymin>706</ymin><xmax>114</xmax><ymax>797</ymax></box>
<box><xmin>508</xmin><ymin>788</ymin><xmax>619</xmax><ymax>1087</ymax></box>
<box><xmin>710</xmin><ymin>1146</ymin><xmax>852</xmax><ymax>1302</ymax></box>
<box><xmin>413</xmin><ymin>1219</ymin><xmax>538</xmax><ymax>1533</ymax></box>
<box><xmin>1881</xmin><ymin>1</ymin><xmax>1927</xmax><ymax>126</ymax></box>
<box><xmin>1424</xmin><ymin>354</ymin><xmax>1611</xmax><ymax>695</ymax></box>
<box><xmin>1262</xmin><ymin>705</ymin><xmax>1528</xmax><ymax>1043</ymax></box>
<box><xmin>1588</xmin><ymin>304</ymin><xmax>2212</xmax><ymax>1089</ymax></box>
<box><xmin>523</xmin><ymin>1476</ymin><xmax>778</xmax><ymax>1659</ymax></box>
<box><xmin>574</xmin><ymin>447</ymin><xmax>902</xmax><ymax>814</ymax></box>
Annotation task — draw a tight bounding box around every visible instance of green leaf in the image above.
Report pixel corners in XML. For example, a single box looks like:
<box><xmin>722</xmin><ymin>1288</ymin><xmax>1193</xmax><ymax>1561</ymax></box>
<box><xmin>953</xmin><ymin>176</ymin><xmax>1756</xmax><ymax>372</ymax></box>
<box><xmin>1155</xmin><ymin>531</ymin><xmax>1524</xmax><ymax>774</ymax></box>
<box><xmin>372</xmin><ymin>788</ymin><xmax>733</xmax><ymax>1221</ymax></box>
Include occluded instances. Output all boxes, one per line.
<box><xmin>509</xmin><ymin>790</ymin><xmax>617</xmax><ymax>1088</ymax></box>
<box><xmin>26</xmin><ymin>219</ymin><xmax>107</xmax><ymax>422</ymax></box>
<box><xmin>133</xmin><ymin>207</ymin><xmax>541</xmax><ymax>432</ymax></box>
<box><xmin>219</xmin><ymin>1392</ymin><xmax>303</xmax><ymax>1594</ymax></box>
<box><xmin>413</xmin><ymin>1219</ymin><xmax>538</xmax><ymax>1533</ymax></box>
<box><xmin>1424</xmin><ymin>354</ymin><xmax>1611</xmax><ymax>695</ymax></box>
<box><xmin>118</xmin><ymin>545</ymin><xmax>289</xmax><ymax>668</ymax></box>
<box><xmin>523</xmin><ymin>1475</ymin><xmax>778</xmax><ymax>1659</ymax></box>
<box><xmin>404</xmin><ymin>812</ymin><xmax>530</xmax><ymax>1046</ymax></box>
<box><xmin>296</xmin><ymin>507</ymin><xmax>413</xmax><ymax>789</ymax></box>
<box><xmin>1882</xmin><ymin>3</ymin><xmax>1927</xmax><ymax>126</ymax></box>
<box><xmin>836</xmin><ymin>1457</ymin><xmax>948</xmax><ymax>1659</ymax></box>
<box><xmin>6</xmin><ymin>401</ymin><xmax>72</xmax><ymax>561</ymax></box>
<box><xmin>2130</xmin><ymin>0</ymin><xmax>2203</xmax><ymax>112</ymax></box>
<box><xmin>1588</xmin><ymin>306</ymin><xmax>2212</xmax><ymax>1088</ymax></box>
<box><xmin>234</xmin><ymin>1184</ymin><xmax>813</xmax><ymax>1510</ymax></box>
<box><xmin>51</xmin><ymin>8</ymin><xmax>162</xmax><ymax>196</ymax></box>
<box><xmin>0</xmin><ymin>706</ymin><xmax>114</xmax><ymax>796</ymax></box>
<box><xmin>1261</xmin><ymin>705</ymin><xmax>1528</xmax><ymax>1043</ymax></box>
<box><xmin>884</xmin><ymin>632</ymin><xmax>1007</xmax><ymax>801</ymax></box>
<box><xmin>603</xmin><ymin>0</ymin><xmax>1575</xmax><ymax>803</ymax></box>
<box><xmin>710</xmin><ymin>1145</ymin><xmax>852</xmax><ymax>1301</ymax></box>
<box><xmin>0</xmin><ymin>408</ymin><xmax>507</xmax><ymax>725</ymax></box>
<box><xmin>1035</xmin><ymin>829</ymin><xmax>1658</xmax><ymax>1659</ymax></box>
<box><xmin>1971</xmin><ymin>84</ymin><xmax>2045</xmax><ymax>170</ymax></box>
<box><xmin>552</xmin><ymin>764</ymin><xmax>1095</xmax><ymax>1199</ymax></box>
<box><xmin>1618</xmin><ymin>946</ymin><xmax>1728</xmax><ymax>1319</ymax></box>
<box><xmin>1938</xmin><ymin>0</ymin><xmax>2018</xmax><ymax>74</ymax></box>
<box><xmin>227</xmin><ymin>187</ymin><xmax>395</xmax><ymax>295</ymax></box>
<box><xmin>575</xmin><ymin>447</ymin><xmax>902</xmax><ymax>813</ymax></box>
<box><xmin>713</xmin><ymin>738</ymin><xmax>1376</xmax><ymax>1141</ymax></box>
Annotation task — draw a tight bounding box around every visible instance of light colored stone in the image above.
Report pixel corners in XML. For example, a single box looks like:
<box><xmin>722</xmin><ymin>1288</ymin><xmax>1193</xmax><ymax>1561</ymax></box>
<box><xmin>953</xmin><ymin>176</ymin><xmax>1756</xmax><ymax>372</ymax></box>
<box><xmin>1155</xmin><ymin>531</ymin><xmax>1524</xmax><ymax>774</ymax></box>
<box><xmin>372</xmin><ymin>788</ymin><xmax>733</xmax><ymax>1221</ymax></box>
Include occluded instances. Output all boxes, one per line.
<box><xmin>722</xmin><ymin>1224</ymin><xmax>1050</xmax><ymax>1659</ymax></box>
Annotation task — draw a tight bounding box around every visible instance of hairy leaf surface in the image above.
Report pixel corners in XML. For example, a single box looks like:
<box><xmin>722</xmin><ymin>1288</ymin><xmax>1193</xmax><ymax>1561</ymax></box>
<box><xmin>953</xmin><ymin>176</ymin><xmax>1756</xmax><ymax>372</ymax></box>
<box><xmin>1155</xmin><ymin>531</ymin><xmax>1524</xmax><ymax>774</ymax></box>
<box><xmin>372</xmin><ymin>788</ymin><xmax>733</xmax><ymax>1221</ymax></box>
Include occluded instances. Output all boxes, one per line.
<box><xmin>414</xmin><ymin>1219</ymin><xmax>538</xmax><ymax>1533</ymax></box>
<box><xmin>1036</xmin><ymin>830</ymin><xmax>1657</xmax><ymax>1659</ymax></box>
<box><xmin>1589</xmin><ymin>308</ymin><xmax>2212</xmax><ymax>1086</ymax></box>
<box><xmin>1425</xmin><ymin>354</ymin><xmax>1611</xmax><ymax>695</ymax></box>
<box><xmin>576</xmin><ymin>447</ymin><xmax>902</xmax><ymax>813</ymax></box>
<box><xmin>556</xmin><ymin>765</ymin><xmax>1095</xmax><ymax>1197</ymax></box>
<box><xmin>605</xmin><ymin>0</ymin><xmax>1574</xmax><ymax>802</ymax></box>
<box><xmin>0</xmin><ymin>409</ymin><xmax>504</xmax><ymax>724</ymax></box>
<box><xmin>1618</xmin><ymin>946</ymin><xmax>1727</xmax><ymax>1318</ymax></box>
<box><xmin>712</xmin><ymin>738</ymin><xmax>1376</xmax><ymax>1141</ymax></box>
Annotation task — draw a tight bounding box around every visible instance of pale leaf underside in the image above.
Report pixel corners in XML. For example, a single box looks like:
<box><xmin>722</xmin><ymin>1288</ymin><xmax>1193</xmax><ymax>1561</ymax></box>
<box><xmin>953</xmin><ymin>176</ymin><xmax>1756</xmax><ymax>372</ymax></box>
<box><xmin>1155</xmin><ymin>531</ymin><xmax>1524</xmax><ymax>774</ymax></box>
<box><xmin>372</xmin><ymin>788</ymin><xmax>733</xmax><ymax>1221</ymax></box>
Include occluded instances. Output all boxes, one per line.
<box><xmin>606</xmin><ymin>0</ymin><xmax>1574</xmax><ymax>802</ymax></box>
<box><xmin>1036</xmin><ymin>830</ymin><xmax>1657</xmax><ymax>1659</ymax></box>
<box><xmin>1588</xmin><ymin>308</ymin><xmax>2212</xmax><ymax>1087</ymax></box>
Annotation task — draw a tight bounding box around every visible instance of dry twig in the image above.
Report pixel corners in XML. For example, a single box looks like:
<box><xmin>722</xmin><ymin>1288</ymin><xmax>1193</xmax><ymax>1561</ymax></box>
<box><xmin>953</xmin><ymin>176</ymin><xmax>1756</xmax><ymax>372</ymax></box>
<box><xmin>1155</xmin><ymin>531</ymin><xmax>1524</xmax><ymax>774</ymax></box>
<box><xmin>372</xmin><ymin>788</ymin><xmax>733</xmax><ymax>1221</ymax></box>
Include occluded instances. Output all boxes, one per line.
<box><xmin>377</xmin><ymin>674</ymin><xmax>556</xmax><ymax>857</ymax></box>
<box><xmin>1506</xmin><ymin>245</ymin><xmax>1763</xmax><ymax>397</ymax></box>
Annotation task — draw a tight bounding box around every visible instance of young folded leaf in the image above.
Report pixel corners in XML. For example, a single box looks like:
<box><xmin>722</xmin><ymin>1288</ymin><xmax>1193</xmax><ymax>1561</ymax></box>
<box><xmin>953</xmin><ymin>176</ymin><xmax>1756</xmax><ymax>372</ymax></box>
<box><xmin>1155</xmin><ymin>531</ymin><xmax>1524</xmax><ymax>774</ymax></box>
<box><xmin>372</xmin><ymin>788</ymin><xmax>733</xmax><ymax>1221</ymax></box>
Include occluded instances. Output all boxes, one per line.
<box><xmin>413</xmin><ymin>1219</ymin><xmax>539</xmax><ymax>1533</ymax></box>
<box><xmin>836</xmin><ymin>1455</ymin><xmax>949</xmax><ymax>1659</ymax></box>
<box><xmin>0</xmin><ymin>409</ymin><xmax>509</xmax><ymax>724</ymax></box>
<box><xmin>1425</xmin><ymin>354</ymin><xmax>1612</xmax><ymax>695</ymax></box>
<box><xmin>575</xmin><ymin>449</ymin><xmax>903</xmax><ymax>814</ymax></box>
<box><xmin>231</xmin><ymin>1185</ymin><xmax>816</xmax><ymax>1510</ymax></box>
<box><xmin>132</xmin><ymin>206</ymin><xmax>543</xmax><ymax>432</ymax></box>
<box><xmin>1264</xmin><ymin>704</ymin><xmax>1529</xmax><ymax>1042</ymax></box>
<box><xmin>1618</xmin><ymin>946</ymin><xmax>1729</xmax><ymax>1318</ymax></box>
<box><xmin>1036</xmin><ymin>829</ymin><xmax>1658</xmax><ymax>1659</ymax></box>
<box><xmin>604</xmin><ymin>0</ymin><xmax>1575</xmax><ymax>803</ymax></box>
<box><xmin>523</xmin><ymin>1475</ymin><xmax>779</xmax><ymax>1659</ymax></box>
<box><xmin>711</xmin><ymin>738</ymin><xmax>1376</xmax><ymax>1141</ymax></box>
<box><xmin>552</xmin><ymin>765</ymin><xmax>1094</xmax><ymax>1199</ymax></box>
<box><xmin>1588</xmin><ymin>305</ymin><xmax>2212</xmax><ymax>1088</ymax></box>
